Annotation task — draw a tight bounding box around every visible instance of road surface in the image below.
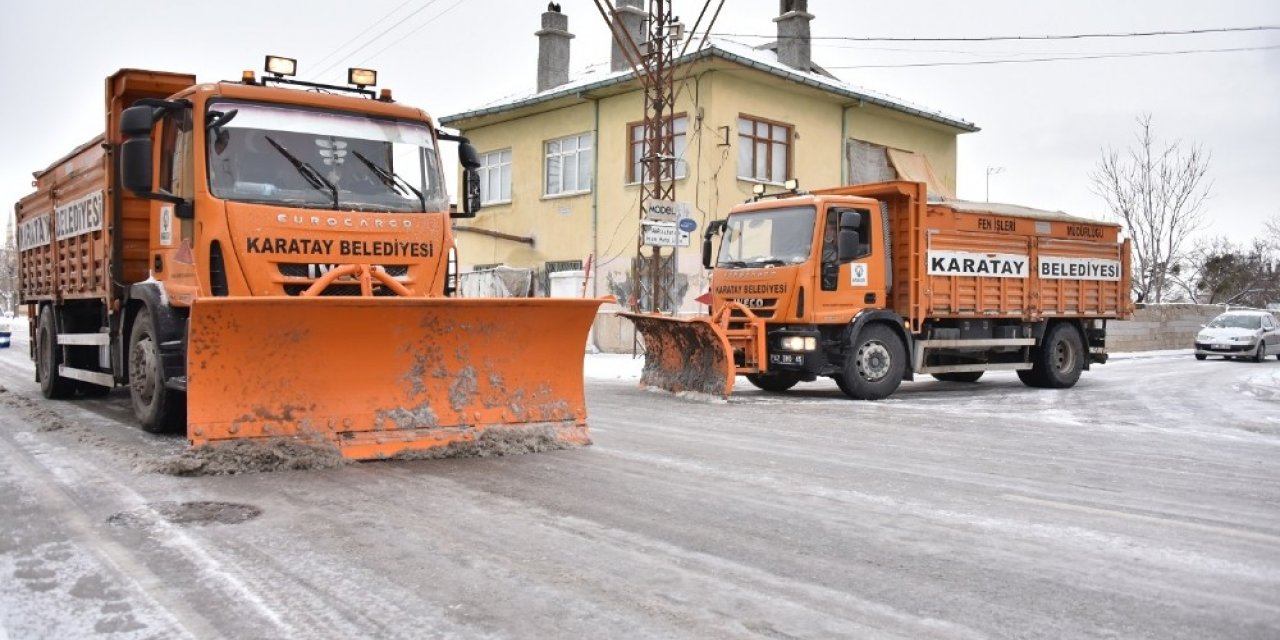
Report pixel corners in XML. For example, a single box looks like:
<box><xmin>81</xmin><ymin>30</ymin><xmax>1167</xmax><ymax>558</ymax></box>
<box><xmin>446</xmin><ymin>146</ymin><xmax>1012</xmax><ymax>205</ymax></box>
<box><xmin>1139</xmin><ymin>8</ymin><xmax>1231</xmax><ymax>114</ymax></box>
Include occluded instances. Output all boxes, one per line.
<box><xmin>1</xmin><ymin>326</ymin><xmax>1277</xmax><ymax>639</ymax></box>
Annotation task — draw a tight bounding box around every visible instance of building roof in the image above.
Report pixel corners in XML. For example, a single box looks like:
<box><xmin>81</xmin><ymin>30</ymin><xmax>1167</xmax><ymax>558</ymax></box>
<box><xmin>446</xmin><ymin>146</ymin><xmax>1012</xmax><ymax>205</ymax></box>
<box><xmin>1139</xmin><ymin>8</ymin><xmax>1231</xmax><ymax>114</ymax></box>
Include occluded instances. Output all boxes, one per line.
<box><xmin>440</xmin><ymin>38</ymin><xmax>979</xmax><ymax>133</ymax></box>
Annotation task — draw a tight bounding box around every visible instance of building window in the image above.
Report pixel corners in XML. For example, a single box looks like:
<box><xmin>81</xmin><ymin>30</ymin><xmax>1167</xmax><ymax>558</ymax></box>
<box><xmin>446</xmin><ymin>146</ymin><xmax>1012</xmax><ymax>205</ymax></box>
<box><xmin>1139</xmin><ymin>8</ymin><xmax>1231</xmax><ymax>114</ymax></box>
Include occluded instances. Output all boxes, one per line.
<box><xmin>545</xmin><ymin>132</ymin><xmax>593</xmax><ymax>196</ymax></box>
<box><xmin>628</xmin><ymin>115</ymin><xmax>688</xmax><ymax>184</ymax></box>
<box><xmin>737</xmin><ymin>115</ymin><xmax>792</xmax><ymax>183</ymax></box>
<box><xmin>479</xmin><ymin>149</ymin><xmax>511</xmax><ymax>204</ymax></box>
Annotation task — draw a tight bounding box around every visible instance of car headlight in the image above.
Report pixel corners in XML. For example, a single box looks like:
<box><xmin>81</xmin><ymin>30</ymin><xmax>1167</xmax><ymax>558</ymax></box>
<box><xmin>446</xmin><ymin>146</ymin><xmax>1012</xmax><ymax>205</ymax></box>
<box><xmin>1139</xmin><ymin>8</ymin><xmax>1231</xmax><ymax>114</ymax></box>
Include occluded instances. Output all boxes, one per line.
<box><xmin>1233</xmin><ymin>335</ymin><xmax>1256</xmax><ymax>343</ymax></box>
<box><xmin>1196</xmin><ymin>333</ymin><xmax>1212</xmax><ymax>342</ymax></box>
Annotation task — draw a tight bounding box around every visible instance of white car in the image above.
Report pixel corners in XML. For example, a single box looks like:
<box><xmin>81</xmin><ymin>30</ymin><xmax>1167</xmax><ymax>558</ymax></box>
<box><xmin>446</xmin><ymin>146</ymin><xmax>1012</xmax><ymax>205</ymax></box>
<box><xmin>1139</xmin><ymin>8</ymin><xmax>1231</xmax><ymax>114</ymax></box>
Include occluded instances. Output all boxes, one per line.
<box><xmin>1193</xmin><ymin>310</ymin><xmax>1280</xmax><ymax>362</ymax></box>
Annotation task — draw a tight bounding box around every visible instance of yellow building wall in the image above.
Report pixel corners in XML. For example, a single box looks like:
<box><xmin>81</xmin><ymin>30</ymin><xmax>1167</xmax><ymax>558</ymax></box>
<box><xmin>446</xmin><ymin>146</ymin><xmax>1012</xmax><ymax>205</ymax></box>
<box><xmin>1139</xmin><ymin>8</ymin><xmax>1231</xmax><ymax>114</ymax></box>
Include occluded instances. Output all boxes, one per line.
<box><xmin>844</xmin><ymin>104</ymin><xmax>959</xmax><ymax>194</ymax></box>
<box><xmin>452</xmin><ymin>64</ymin><xmax>962</xmax><ymax>313</ymax></box>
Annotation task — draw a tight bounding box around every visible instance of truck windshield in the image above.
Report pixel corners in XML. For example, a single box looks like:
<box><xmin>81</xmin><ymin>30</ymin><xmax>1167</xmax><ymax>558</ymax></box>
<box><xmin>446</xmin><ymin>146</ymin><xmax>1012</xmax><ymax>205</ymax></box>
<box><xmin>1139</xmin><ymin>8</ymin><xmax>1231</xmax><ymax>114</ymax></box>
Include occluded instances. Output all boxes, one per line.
<box><xmin>206</xmin><ymin>101</ymin><xmax>447</xmax><ymax>213</ymax></box>
<box><xmin>717</xmin><ymin>206</ymin><xmax>816</xmax><ymax>268</ymax></box>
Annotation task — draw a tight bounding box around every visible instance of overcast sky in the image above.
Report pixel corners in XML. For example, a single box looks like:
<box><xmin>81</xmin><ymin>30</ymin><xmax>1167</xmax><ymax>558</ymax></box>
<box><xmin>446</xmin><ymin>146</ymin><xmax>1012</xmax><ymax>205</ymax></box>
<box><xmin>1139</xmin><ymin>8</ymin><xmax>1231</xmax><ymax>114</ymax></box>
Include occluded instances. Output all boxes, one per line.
<box><xmin>2</xmin><ymin>0</ymin><xmax>1277</xmax><ymax>245</ymax></box>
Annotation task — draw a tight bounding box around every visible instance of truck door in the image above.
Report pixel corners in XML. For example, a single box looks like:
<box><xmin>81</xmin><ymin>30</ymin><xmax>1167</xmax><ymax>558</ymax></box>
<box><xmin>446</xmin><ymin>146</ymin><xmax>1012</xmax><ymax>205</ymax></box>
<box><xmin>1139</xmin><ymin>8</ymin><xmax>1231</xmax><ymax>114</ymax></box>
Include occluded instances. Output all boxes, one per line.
<box><xmin>816</xmin><ymin>204</ymin><xmax>883</xmax><ymax>314</ymax></box>
<box><xmin>153</xmin><ymin>108</ymin><xmax>198</xmax><ymax>306</ymax></box>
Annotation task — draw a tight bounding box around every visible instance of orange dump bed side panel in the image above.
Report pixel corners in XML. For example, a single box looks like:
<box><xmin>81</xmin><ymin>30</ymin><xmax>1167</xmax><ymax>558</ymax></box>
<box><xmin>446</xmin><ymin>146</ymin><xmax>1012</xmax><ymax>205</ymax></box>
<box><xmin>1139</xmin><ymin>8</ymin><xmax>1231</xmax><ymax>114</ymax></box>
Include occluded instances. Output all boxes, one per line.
<box><xmin>911</xmin><ymin>202</ymin><xmax>1130</xmax><ymax>324</ymax></box>
<box><xmin>16</xmin><ymin>140</ymin><xmax>111</xmax><ymax>302</ymax></box>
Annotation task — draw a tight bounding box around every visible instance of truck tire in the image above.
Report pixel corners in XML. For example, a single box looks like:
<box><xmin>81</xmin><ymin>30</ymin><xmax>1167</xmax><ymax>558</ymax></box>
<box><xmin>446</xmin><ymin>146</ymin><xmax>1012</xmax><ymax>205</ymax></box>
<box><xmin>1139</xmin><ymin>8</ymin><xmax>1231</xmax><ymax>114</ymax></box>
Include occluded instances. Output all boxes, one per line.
<box><xmin>128</xmin><ymin>312</ymin><xmax>185</xmax><ymax>433</ymax></box>
<box><xmin>1026</xmin><ymin>323</ymin><xmax>1084</xmax><ymax>389</ymax></box>
<box><xmin>931</xmin><ymin>371</ymin><xmax>984</xmax><ymax>383</ymax></box>
<box><xmin>839</xmin><ymin>324</ymin><xmax>905</xmax><ymax>400</ymax></box>
<box><xmin>36</xmin><ymin>307</ymin><xmax>74</xmax><ymax>399</ymax></box>
<box><xmin>745</xmin><ymin>371</ymin><xmax>801</xmax><ymax>393</ymax></box>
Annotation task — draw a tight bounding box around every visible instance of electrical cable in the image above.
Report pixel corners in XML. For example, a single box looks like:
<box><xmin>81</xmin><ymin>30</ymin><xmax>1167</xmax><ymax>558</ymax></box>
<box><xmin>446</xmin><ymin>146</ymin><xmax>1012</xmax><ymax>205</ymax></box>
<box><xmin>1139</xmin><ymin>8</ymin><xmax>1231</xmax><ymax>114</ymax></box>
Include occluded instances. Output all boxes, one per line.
<box><xmin>697</xmin><ymin>25</ymin><xmax>1280</xmax><ymax>43</ymax></box>
<box><xmin>314</xmin><ymin>0</ymin><xmax>444</xmax><ymax>78</ymax></box>
<box><xmin>311</xmin><ymin>0</ymin><xmax>418</xmax><ymax>71</ymax></box>
<box><xmin>825</xmin><ymin>45</ymin><xmax>1280</xmax><ymax>69</ymax></box>
<box><xmin>354</xmin><ymin>0</ymin><xmax>468</xmax><ymax>69</ymax></box>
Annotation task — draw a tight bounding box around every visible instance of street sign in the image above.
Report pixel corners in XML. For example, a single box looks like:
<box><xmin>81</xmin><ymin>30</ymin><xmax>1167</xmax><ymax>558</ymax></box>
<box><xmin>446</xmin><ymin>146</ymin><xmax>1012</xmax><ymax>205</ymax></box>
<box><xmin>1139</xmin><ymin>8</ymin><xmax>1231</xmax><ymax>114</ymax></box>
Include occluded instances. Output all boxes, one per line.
<box><xmin>642</xmin><ymin>222</ymin><xmax>690</xmax><ymax>247</ymax></box>
<box><xmin>645</xmin><ymin>200</ymin><xmax>690</xmax><ymax>223</ymax></box>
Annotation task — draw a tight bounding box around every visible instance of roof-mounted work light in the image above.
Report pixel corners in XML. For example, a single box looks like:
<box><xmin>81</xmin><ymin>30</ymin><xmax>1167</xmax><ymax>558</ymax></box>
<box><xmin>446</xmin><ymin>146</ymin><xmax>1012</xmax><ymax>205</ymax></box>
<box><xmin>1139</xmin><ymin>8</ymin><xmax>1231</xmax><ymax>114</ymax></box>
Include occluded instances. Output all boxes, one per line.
<box><xmin>264</xmin><ymin>55</ymin><xmax>297</xmax><ymax>77</ymax></box>
<box><xmin>752</xmin><ymin>183</ymin><xmax>767</xmax><ymax>196</ymax></box>
<box><xmin>784</xmin><ymin>178</ymin><xmax>800</xmax><ymax>191</ymax></box>
<box><xmin>348</xmin><ymin>68</ymin><xmax>377</xmax><ymax>88</ymax></box>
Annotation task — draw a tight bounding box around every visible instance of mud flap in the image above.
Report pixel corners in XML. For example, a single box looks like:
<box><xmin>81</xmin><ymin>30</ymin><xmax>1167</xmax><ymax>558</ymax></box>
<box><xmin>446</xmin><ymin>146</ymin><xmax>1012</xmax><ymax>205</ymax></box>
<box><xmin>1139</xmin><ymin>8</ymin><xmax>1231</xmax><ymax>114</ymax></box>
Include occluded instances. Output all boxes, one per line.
<box><xmin>621</xmin><ymin>312</ymin><xmax>735</xmax><ymax>399</ymax></box>
<box><xmin>187</xmin><ymin>296</ymin><xmax>607</xmax><ymax>460</ymax></box>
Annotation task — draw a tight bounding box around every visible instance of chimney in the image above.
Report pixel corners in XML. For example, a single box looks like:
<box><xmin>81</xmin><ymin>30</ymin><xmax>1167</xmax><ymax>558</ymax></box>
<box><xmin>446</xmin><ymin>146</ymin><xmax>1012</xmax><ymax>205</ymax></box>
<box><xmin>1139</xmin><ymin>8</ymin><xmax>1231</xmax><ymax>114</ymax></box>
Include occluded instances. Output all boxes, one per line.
<box><xmin>611</xmin><ymin>0</ymin><xmax>646</xmax><ymax>73</ymax></box>
<box><xmin>536</xmin><ymin>3</ymin><xmax>574</xmax><ymax>93</ymax></box>
<box><xmin>774</xmin><ymin>0</ymin><xmax>814</xmax><ymax>71</ymax></box>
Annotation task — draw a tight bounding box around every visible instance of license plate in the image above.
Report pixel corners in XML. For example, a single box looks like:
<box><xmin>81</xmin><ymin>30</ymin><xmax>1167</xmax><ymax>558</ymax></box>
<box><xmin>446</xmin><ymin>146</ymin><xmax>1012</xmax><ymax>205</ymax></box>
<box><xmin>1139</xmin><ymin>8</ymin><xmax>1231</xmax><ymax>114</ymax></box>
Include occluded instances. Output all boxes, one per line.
<box><xmin>1214</xmin><ymin>344</ymin><xmax>1229</xmax><ymax>350</ymax></box>
<box><xmin>769</xmin><ymin>353</ymin><xmax>804</xmax><ymax>366</ymax></box>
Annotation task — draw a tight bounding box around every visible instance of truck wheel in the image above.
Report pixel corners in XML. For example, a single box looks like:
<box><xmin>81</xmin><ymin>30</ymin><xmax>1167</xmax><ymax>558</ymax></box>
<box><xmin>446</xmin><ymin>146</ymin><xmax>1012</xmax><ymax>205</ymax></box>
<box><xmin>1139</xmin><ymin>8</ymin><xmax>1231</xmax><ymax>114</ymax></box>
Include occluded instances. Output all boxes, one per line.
<box><xmin>931</xmin><ymin>371</ymin><xmax>984</xmax><ymax>383</ymax></box>
<box><xmin>1016</xmin><ymin>368</ymin><xmax>1045</xmax><ymax>387</ymax></box>
<box><xmin>745</xmin><ymin>371</ymin><xmax>801</xmax><ymax>393</ymax></box>
<box><xmin>36</xmin><ymin>307</ymin><xmax>74</xmax><ymax>399</ymax></box>
<box><xmin>128</xmin><ymin>312</ymin><xmax>185</xmax><ymax>433</ymax></box>
<box><xmin>1030</xmin><ymin>323</ymin><xmax>1084</xmax><ymax>388</ymax></box>
<box><xmin>839</xmin><ymin>324</ymin><xmax>905</xmax><ymax>400</ymax></box>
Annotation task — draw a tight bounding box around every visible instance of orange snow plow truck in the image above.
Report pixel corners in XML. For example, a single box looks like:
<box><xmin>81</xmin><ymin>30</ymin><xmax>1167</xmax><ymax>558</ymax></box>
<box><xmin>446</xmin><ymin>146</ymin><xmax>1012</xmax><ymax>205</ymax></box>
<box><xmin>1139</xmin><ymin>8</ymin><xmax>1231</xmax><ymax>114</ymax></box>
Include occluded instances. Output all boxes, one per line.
<box><xmin>15</xmin><ymin>62</ymin><xmax>606</xmax><ymax>459</ymax></box>
<box><xmin>624</xmin><ymin>180</ymin><xmax>1132</xmax><ymax>399</ymax></box>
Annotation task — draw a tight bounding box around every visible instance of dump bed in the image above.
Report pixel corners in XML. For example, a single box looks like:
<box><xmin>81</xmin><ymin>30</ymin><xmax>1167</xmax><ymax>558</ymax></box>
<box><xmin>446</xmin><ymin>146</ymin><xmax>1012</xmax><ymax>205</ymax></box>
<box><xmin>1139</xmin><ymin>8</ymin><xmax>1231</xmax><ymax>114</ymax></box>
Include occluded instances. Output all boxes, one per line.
<box><xmin>15</xmin><ymin>69</ymin><xmax>194</xmax><ymax>305</ymax></box>
<box><xmin>890</xmin><ymin>192</ymin><xmax>1129</xmax><ymax>327</ymax></box>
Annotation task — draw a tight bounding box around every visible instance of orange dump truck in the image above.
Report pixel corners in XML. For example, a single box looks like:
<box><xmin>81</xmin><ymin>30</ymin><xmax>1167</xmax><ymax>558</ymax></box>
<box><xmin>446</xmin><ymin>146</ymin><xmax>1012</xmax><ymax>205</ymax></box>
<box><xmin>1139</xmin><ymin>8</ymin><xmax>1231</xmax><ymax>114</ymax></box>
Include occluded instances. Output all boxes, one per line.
<box><xmin>15</xmin><ymin>61</ymin><xmax>606</xmax><ymax>459</ymax></box>
<box><xmin>625</xmin><ymin>180</ymin><xmax>1132</xmax><ymax>399</ymax></box>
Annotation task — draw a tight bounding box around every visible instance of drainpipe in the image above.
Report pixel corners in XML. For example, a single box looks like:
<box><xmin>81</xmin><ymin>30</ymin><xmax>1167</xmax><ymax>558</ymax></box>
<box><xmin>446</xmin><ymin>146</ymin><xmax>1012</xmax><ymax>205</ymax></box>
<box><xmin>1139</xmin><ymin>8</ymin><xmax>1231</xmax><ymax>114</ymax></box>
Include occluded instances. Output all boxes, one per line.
<box><xmin>841</xmin><ymin>103</ymin><xmax>851</xmax><ymax>185</ymax></box>
<box><xmin>590</xmin><ymin>95</ymin><xmax>600</xmax><ymax>297</ymax></box>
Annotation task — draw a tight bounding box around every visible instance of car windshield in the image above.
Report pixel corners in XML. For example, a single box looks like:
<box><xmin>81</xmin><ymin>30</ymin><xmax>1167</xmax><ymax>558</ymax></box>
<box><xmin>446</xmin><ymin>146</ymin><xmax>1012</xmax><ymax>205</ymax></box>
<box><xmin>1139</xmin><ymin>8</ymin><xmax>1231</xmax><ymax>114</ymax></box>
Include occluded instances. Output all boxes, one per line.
<box><xmin>206</xmin><ymin>101</ymin><xmax>447</xmax><ymax>213</ymax></box>
<box><xmin>717</xmin><ymin>206</ymin><xmax>816</xmax><ymax>268</ymax></box>
<box><xmin>1208</xmin><ymin>314</ymin><xmax>1262</xmax><ymax>329</ymax></box>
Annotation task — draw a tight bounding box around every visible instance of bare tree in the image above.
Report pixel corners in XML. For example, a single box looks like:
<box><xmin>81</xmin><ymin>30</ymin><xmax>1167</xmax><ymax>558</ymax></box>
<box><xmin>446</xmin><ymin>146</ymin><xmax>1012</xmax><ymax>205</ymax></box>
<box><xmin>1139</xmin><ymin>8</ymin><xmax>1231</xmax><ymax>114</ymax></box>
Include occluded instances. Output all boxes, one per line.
<box><xmin>1090</xmin><ymin>115</ymin><xmax>1212</xmax><ymax>303</ymax></box>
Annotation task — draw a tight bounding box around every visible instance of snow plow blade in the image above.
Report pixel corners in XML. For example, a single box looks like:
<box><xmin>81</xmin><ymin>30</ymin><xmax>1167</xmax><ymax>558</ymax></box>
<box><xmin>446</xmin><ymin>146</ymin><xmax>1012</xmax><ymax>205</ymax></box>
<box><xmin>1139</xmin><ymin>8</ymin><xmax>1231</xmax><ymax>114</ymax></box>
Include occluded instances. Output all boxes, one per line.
<box><xmin>187</xmin><ymin>296</ymin><xmax>607</xmax><ymax>460</ymax></box>
<box><xmin>621</xmin><ymin>312</ymin><xmax>736</xmax><ymax>399</ymax></box>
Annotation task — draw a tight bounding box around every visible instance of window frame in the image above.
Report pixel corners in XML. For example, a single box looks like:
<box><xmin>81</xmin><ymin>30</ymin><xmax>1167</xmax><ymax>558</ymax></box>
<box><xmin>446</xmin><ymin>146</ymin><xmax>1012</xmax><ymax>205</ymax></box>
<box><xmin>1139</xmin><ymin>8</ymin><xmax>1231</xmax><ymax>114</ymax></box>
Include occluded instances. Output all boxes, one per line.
<box><xmin>544</xmin><ymin>132</ymin><xmax>594</xmax><ymax>197</ymax></box>
<box><xmin>478</xmin><ymin>148</ymin><xmax>512</xmax><ymax>205</ymax></box>
<box><xmin>626</xmin><ymin>113</ymin><xmax>689</xmax><ymax>185</ymax></box>
<box><xmin>736</xmin><ymin>113</ymin><xmax>793</xmax><ymax>185</ymax></box>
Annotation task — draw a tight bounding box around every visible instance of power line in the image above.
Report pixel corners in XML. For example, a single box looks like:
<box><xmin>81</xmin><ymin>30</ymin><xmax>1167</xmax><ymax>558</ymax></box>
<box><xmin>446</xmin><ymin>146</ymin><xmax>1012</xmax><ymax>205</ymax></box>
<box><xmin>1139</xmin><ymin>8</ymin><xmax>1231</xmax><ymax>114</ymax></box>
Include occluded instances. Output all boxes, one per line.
<box><xmin>355</xmin><ymin>0</ymin><xmax>467</xmax><ymax>68</ymax></box>
<box><xmin>311</xmin><ymin>0</ymin><xmax>419</xmax><ymax>71</ymax></box>
<box><xmin>699</xmin><ymin>24</ymin><xmax>1280</xmax><ymax>43</ymax></box>
<box><xmin>315</xmin><ymin>0</ymin><xmax>445</xmax><ymax>78</ymax></box>
<box><xmin>825</xmin><ymin>45</ymin><xmax>1280</xmax><ymax>69</ymax></box>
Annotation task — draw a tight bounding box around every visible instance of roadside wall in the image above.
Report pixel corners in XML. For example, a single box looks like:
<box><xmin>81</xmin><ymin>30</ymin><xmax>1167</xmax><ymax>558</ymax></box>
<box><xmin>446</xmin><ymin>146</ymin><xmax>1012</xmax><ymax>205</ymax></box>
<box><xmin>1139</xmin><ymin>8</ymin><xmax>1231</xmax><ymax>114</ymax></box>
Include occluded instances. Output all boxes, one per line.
<box><xmin>1107</xmin><ymin>304</ymin><xmax>1232</xmax><ymax>352</ymax></box>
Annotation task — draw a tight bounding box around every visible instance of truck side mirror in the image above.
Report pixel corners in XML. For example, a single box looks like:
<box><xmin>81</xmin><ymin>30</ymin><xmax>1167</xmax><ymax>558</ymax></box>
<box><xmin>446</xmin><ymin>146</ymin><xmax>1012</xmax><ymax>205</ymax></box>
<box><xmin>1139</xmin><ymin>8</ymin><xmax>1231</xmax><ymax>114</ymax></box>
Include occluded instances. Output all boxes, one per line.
<box><xmin>702</xmin><ymin>220</ymin><xmax>726</xmax><ymax>269</ymax></box>
<box><xmin>120</xmin><ymin>105</ymin><xmax>156</xmax><ymax>195</ymax></box>
<box><xmin>455</xmin><ymin>169</ymin><xmax>481</xmax><ymax>218</ymax></box>
<box><xmin>836</xmin><ymin>210</ymin><xmax>863</xmax><ymax>262</ymax></box>
<box><xmin>458</xmin><ymin>141</ymin><xmax>481</xmax><ymax>170</ymax></box>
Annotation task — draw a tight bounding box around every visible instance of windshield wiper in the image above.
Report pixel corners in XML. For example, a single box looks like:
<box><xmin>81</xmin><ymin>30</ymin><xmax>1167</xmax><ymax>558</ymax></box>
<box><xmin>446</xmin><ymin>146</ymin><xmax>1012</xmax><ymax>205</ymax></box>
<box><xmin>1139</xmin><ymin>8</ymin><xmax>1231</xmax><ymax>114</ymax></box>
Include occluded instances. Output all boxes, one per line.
<box><xmin>753</xmin><ymin>258</ymin><xmax>787</xmax><ymax>267</ymax></box>
<box><xmin>263</xmin><ymin>135</ymin><xmax>338</xmax><ymax>209</ymax></box>
<box><xmin>351</xmin><ymin>150</ymin><xmax>425</xmax><ymax>209</ymax></box>
<box><xmin>718</xmin><ymin>260</ymin><xmax>749</xmax><ymax>268</ymax></box>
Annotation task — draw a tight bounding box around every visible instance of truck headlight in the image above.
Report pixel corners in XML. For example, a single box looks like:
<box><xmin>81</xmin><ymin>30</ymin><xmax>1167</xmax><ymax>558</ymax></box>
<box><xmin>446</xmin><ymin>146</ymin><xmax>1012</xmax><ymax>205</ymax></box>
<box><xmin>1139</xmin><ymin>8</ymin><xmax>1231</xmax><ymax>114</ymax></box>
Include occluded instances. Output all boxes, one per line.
<box><xmin>780</xmin><ymin>336</ymin><xmax>816</xmax><ymax>351</ymax></box>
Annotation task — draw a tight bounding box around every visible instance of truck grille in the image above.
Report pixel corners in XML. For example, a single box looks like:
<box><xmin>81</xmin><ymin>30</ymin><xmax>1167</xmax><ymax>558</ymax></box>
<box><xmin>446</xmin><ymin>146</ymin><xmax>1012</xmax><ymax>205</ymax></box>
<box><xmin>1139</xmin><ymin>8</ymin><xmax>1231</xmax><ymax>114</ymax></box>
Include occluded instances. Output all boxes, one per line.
<box><xmin>278</xmin><ymin>263</ymin><xmax>409</xmax><ymax>278</ymax></box>
<box><xmin>283</xmin><ymin>284</ymin><xmax>399</xmax><ymax>297</ymax></box>
<box><xmin>729</xmin><ymin>298</ymin><xmax>777</xmax><ymax>319</ymax></box>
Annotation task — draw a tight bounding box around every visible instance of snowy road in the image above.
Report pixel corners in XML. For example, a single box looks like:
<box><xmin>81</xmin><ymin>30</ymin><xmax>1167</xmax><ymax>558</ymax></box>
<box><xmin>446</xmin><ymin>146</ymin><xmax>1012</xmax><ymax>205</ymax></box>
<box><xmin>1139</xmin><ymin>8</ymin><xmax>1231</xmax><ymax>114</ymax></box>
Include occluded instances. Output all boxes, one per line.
<box><xmin>1</xmin><ymin>325</ymin><xmax>1278</xmax><ymax>639</ymax></box>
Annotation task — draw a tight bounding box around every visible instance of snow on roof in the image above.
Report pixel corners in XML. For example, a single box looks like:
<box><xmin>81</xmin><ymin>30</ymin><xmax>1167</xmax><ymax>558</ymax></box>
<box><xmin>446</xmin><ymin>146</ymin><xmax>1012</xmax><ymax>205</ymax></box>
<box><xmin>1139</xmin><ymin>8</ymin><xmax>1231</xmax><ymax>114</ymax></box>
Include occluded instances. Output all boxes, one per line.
<box><xmin>440</xmin><ymin>38</ymin><xmax>978</xmax><ymax>133</ymax></box>
<box><xmin>939</xmin><ymin>199</ymin><xmax>1109</xmax><ymax>225</ymax></box>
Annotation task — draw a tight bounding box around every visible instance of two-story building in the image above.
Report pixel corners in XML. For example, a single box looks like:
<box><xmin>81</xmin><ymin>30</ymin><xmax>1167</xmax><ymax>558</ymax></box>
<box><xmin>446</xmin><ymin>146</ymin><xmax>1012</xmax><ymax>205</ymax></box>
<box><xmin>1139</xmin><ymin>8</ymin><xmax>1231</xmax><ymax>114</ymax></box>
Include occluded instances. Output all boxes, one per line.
<box><xmin>440</xmin><ymin>0</ymin><xmax>978</xmax><ymax>351</ymax></box>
